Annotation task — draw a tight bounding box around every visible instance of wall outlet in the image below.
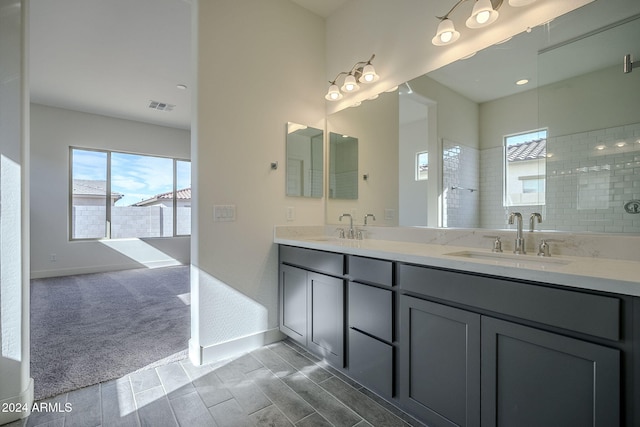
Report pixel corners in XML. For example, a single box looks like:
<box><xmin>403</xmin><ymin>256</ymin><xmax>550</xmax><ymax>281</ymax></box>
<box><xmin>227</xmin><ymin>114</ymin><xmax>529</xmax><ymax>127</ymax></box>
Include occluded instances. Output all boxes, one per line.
<box><xmin>384</xmin><ymin>209</ymin><xmax>395</xmax><ymax>220</ymax></box>
<box><xmin>50</xmin><ymin>254</ymin><xmax>57</xmax><ymax>262</ymax></box>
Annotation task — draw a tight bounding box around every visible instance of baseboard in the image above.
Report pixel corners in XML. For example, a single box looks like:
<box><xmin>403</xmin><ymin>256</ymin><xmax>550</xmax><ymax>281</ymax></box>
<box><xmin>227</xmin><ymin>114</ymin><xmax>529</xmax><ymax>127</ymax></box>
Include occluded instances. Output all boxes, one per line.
<box><xmin>0</xmin><ymin>378</ymin><xmax>34</xmax><ymax>425</ymax></box>
<box><xmin>189</xmin><ymin>328</ymin><xmax>286</xmax><ymax>366</ymax></box>
<box><xmin>31</xmin><ymin>260</ymin><xmax>189</xmax><ymax>279</ymax></box>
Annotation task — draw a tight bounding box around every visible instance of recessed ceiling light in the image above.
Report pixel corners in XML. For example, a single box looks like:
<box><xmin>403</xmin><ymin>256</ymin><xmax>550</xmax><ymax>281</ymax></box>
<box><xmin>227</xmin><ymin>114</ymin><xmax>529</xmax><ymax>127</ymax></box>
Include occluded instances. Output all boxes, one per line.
<box><xmin>616</xmin><ymin>141</ymin><xmax>627</xmax><ymax>147</ymax></box>
<box><xmin>516</xmin><ymin>79</ymin><xmax>529</xmax><ymax>86</ymax></box>
<box><xmin>176</xmin><ymin>84</ymin><xmax>187</xmax><ymax>90</ymax></box>
<box><xmin>595</xmin><ymin>145</ymin><xmax>606</xmax><ymax>150</ymax></box>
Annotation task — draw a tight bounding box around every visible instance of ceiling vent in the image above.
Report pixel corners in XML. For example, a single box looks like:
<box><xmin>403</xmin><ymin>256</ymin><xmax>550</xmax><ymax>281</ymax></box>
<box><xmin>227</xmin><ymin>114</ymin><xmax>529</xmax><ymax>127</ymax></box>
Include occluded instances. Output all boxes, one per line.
<box><xmin>148</xmin><ymin>100</ymin><xmax>175</xmax><ymax>112</ymax></box>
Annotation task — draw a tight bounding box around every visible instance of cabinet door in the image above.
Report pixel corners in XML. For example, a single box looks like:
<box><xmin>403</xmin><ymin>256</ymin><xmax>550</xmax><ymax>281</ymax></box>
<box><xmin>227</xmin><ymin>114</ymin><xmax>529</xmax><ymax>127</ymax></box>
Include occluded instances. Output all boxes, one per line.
<box><xmin>481</xmin><ymin>317</ymin><xmax>620</xmax><ymax>427</ymax></box>
<box><xmin>279</xmin><ymin>264</ymin><xmax>308</xmax><ymax>346</ymax></box>
<box><xmin>308</xmin><ymin>272</ymin><xmax>344</xmax><ymax>367</ymax></box>
<box><xmin>400</xmin><ymin>296</ymin><xmax>480</xmax><ymax>427</ymax></box>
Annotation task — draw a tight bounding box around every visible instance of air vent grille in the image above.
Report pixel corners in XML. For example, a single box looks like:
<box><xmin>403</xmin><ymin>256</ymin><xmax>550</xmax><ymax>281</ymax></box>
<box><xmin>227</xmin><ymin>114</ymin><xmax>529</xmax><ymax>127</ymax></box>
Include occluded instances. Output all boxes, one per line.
<box><xmin>148</xmin><ymin>100</ymin><xmax>175</xmax><ymax>112</ymax></box>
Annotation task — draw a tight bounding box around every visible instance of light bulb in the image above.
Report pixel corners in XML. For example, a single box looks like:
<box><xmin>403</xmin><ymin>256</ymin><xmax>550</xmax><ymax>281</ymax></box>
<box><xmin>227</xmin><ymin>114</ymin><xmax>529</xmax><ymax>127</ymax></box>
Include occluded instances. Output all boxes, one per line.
<box><xmin>476</xmin><ymin>10</ymin><xmax>490</xmax><ymax>24</ymax></box>
<box><xmin>466</xmin><ymin>0</ymin><xmax>498</xmax><ymax>29</ymax></box>
<box><xmin>325</xmin><ymin>84</ymin><xmax>343</xmax><ymax>101</ymax></box>
<box><xmin>359</xmin><ymin>64</ymin><xmax>379</xmax><ymax>83</ymax></box>
<box><xmin>440</xmin><ymin>31</ymin><xmax>453</xmax><ymax>43</ymax></box>
<box><xmin>341</xmin><ymin>74</ymin><xmax>360</xmax><ymax>93</ymax></box>
<box><xmin>432</xmin><ymin>19</ymin><xmax>459</xmax><ymax>46</ymax></box>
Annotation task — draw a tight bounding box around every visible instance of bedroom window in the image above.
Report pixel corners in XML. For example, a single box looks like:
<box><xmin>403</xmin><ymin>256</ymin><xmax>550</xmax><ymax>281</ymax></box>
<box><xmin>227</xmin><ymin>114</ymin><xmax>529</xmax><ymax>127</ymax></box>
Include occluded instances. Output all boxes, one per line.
<box><xmin>70</xmin><ymin>148</ymin><xmax>191</xmax><ymax>239</ymax></box>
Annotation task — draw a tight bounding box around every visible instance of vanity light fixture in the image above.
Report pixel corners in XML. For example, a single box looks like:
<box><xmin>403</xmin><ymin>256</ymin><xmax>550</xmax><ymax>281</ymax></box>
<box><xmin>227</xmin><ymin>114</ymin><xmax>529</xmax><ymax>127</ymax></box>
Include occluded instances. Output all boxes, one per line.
<box><xmin>432</xmin><ymin>0</ymin><xmax>537</xmax><ymax>46</ymax></box>
<box><xmin>325</xmin><ymin>54</ymin><xmax>379</xmax><ymax>101</ymax></box>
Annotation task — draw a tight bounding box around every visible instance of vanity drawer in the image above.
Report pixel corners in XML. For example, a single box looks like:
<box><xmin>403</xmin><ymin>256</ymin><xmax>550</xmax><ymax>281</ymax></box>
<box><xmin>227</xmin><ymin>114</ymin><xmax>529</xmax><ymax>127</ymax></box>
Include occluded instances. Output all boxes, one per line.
<box><xmin>399</xmin><ymin>264</ymin><xmax>620</xmax><ymax>341</ymax></box>
<box><xmin>348</xmin><ymin>255</ymin><xmax>393</xmax><ymax>287</ymax></box>
<box><xmin>348</xmin><ymin>328</ymin><xmax>393</xmax><ymax>398</ymax></box>
<box><xmin>280</xmin><ymin>245</ymin><xmax>343</xmax><ymax>277</ymax></box>
<box><xmin>349</xmin><ymin>282</ymin><xmax>393</xmax><ymax>342</ymax></box>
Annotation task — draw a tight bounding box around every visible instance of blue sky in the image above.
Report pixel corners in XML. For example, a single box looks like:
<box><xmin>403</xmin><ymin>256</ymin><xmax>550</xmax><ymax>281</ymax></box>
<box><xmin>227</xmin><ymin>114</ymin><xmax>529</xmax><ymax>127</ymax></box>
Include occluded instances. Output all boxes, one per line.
<box><xmin>72</xmin><ymin>149</ymin><xmax>191</xmax><ymax>206</ymax></box>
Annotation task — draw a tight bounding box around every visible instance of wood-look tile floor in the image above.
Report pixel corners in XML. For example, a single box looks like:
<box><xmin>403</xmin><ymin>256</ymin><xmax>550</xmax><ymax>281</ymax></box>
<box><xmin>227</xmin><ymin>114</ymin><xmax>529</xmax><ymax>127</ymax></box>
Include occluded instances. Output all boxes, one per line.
<box><xmin>4</xmin><ymin>340</ymin><xmax>425</xmax><ymax>427</ymax></box>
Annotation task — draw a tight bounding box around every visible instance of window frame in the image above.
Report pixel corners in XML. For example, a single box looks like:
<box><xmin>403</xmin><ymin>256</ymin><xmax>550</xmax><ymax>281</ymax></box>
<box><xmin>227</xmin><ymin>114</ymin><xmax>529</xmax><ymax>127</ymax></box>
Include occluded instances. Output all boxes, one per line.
<box><xmin>69</xmin><ymin>147</ymin><xmax>191</xmax><ymax>241</ymax></box>
<box><xmin>415</xmin><ymin>150</ymin><xmax>429</xmax><ymax>181</ymax></box>
<box><xmin>503</xmin><ymin>128</ymin><xmax>547</xmax><ymax>207</ymax></box>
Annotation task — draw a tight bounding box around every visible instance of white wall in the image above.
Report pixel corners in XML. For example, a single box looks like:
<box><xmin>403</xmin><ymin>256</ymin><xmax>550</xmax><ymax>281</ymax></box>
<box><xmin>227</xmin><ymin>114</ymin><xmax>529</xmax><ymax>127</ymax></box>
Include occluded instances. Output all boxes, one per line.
<box><xmin>0</xmin><ymin>0</ymin><xmax>33</xmax><ymax>423</ymax></box>
<box><xmin>191</xmin><ymin>0</ymin><xmax>326</xmax><ymax>363</ymax></box>
<box><xmin>30</xmin><ymin>104</ymin><xmax>190</xmax><ymax>278</ymax></box>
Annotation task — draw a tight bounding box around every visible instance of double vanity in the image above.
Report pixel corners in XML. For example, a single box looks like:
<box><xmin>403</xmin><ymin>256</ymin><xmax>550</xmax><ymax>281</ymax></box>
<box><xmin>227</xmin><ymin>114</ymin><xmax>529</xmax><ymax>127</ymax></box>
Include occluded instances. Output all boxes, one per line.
<box><xmin>275</xmin><ymin>225</ymin><xmax>640</xmax><ymax>427</ymax></box>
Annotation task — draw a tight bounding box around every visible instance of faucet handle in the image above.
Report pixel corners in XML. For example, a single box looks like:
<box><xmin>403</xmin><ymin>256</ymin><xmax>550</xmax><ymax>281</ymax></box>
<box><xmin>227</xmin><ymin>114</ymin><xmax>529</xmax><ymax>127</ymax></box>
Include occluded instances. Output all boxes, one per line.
<box><xmin>537</xmin><ymin>239</ymin><xmax>564</xmax><ymax>257</ymax></box>
<box><xmin>336</xmin><ymin>228</ymin><xmax>345</xmax><ymax>239</ymax></box>
<box><xmin>483</xmin><ymin>235</ymin><xmax>503</xmax><ymax>253</ymax></box>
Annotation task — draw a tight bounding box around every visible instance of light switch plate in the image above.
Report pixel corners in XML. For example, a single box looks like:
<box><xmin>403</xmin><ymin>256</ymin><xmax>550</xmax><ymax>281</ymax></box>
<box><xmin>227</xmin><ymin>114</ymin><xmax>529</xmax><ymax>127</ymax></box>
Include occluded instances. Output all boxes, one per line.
<box><xmin>213</xmin><ymin>204</ymin><xmax>236</xmax><ymax>222</ymax></box>
<box><xmin>286</xmin><ymin>206</ymin><xmax>295</xmax><ymax>221</ymax></box>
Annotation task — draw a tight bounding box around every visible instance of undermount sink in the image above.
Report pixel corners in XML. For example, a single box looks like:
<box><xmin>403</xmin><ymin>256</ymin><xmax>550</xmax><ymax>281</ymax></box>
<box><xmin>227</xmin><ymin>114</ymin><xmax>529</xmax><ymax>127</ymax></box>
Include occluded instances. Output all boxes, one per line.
<box><xmin>445</xmin><ymin>250</ymin><xmax>571</xmax><ymax>268</ymax></box>
<box><xmin>305</xmin><ymin>236</ymin><xmax>340</xmax><ymax>242</ymax></box>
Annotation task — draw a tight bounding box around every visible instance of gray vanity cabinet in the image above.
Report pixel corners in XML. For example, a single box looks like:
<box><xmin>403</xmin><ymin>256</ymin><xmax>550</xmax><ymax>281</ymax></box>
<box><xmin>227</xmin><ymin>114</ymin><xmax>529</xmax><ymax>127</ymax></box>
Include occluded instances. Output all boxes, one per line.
<box><xmin>279</xmin><ymin>246</ymin><xmax>345</xmax><ymax>367</ymax></box>
<box><xmin>400</xmin><ymin>296</ymin><xmax>480</xmax><ymax>427</ymax></box>
<box><xmin>307</xmin><ymin>271</ymin><xmax>344</xmax><ymax>366</ymax></box>
<box><xmin>399</xmin><ymin>263</ymin><xmax>623</xmax><ymax>427</ymax></box>
<box><xmin>481</xmin><ymin>317</ymin><xmax>620</xmax><ymax>427</ymax></box>
<box><xmin>347</xmin><ymin>256</ymin><xmax>395</xmax><ymax>398</ymax></box>
<box><xmin>280</xmin><ymin>263</ymin><xmax>309</xmax><ymax>346</ymax></box>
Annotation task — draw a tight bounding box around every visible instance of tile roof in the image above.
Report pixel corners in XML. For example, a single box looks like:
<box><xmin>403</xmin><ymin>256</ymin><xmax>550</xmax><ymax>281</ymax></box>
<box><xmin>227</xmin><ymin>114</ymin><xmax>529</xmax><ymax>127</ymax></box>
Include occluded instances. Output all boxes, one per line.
<box><xmin>133</xmin><ymin>188</ymin><xmax>191</xmax><ymax>206</ymax></box>
<box><xmin>73</xmin><ymin>179</ymin><xmax>107</xmax><ymax>195</ymax></box>
<box><xmin>506</xmin><ymin>139</ymin><xmax>546</xmax><ymax>162</ymax></box>
<box><xmin>72</xmin><ymin>180</ymin><xmax>123</xmax><ymax>199</ymax></box>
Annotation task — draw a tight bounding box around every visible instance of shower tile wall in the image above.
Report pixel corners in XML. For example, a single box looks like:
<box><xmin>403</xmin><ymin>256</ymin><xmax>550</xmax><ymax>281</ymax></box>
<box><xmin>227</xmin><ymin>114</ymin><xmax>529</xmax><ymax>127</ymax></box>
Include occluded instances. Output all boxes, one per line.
<box><xmin>442</xmin><ymin>141</ymin><xmax>479</xmax><ymax>228</ymax></box>
<box><xmin>480</xmin><ymin>122</ymin><xmax>640</xmax><ymax>233</ymax></box>
<box><xmin>545</xmin><ymin>122</ymin><xmax>640</xmax><ymax>233</ymax></box>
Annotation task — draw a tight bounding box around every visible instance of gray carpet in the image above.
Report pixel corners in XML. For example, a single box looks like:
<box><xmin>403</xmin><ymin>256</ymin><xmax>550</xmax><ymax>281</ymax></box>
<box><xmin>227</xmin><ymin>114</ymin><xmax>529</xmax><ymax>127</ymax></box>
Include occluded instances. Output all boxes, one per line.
<box><xmin>30</xmin><ymin>265</ymin><xmax>190</xmax><ymax>401</ymax></box>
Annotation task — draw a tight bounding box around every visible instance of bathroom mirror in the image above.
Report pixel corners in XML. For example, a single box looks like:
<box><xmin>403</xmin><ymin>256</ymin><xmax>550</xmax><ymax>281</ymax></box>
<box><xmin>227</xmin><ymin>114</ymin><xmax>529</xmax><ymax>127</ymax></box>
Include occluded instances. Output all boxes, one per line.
<box><xmin>286</xmin><ymin>122</ymin><xmax>323</xmax><ymax>198</ymax></box>
<box><xmin>329</xmin><ymin>132</ymin><xmax>358</xmax><ymax>199</ymax></box>
<box><xmin>326</xmin><ymin>0</ymin><xmax>640</xmax><ymax>233</ymax></box>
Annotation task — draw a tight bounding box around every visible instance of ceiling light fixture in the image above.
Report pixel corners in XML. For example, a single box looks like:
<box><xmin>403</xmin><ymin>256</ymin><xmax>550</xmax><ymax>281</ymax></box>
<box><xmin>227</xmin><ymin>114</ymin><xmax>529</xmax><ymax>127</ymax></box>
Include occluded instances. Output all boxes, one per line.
<box><xmin>325</xmin><ymin>54</ymin><xmax>379</xmax><ymax>101</ymax></box>
<box><xmin>516</xmin><ymin>78</ymin><xmax>529</xmax><ymax>85</ymax></box>
<box><xmin>432</xmin><ymin>0</ymin><xmax>537</xmax><ymax>46</ymax></box>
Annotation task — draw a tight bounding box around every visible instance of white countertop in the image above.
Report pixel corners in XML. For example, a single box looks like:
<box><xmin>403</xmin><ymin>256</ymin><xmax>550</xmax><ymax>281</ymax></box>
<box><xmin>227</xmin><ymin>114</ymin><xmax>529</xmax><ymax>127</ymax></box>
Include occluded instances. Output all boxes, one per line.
<box><xmin>274</xmin><ymin>233</ymin><xmax>640</xmax><ymax>297</ymax></box>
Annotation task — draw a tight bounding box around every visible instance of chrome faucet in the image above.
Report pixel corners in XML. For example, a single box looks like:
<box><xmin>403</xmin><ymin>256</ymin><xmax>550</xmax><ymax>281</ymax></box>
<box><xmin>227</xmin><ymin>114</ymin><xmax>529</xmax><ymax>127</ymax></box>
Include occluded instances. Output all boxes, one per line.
<box><xmin>508</xmin><ymin>212</ymin><xmax>526</xmax><ymax>254</ymax></box>
<box><xmin>529</xmin><ymin>212</ymin><xmax>542</xmax><ymax>232</ymax></box>
<box><xmin>364</xmin><ymin>213</ymin><xmax>376</xmax><ymax>226</ymax></box>
<box><xmin>339</xmin><ymin>213</ymin><xmax>355</xmax><ymax>239</ymax></box>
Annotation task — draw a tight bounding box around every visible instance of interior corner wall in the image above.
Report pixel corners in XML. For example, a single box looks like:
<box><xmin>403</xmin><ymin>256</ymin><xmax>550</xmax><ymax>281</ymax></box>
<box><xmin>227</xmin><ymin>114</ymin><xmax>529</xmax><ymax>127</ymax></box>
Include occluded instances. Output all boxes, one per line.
<box><xmin>0</xmin><ymin>0</ymin><xmax>33</xmax><ymax>423</ymax></box>
<box><xmin>29</xmin><ymin>104</ymin><xmax>191</xmax><ymax>278</ymax></box>
<box><xmin>191</xmin><ymin>0</ymin><xmax>325</xmax><ymax>362</ymax></box>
